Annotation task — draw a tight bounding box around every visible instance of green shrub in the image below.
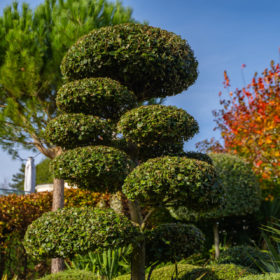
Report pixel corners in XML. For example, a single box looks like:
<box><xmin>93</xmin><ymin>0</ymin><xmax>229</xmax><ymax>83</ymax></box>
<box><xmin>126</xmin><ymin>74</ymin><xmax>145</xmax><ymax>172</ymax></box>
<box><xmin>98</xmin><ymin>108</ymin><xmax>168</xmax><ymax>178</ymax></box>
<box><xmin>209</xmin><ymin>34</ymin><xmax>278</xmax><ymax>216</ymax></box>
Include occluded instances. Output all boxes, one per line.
<box><xmin>209</xmin><ymin>153</ymin><xmax>261</xmax><ymax>218</ymax></box>
<box><xmin>56</xmin><ymin>78</ymin><xmax>136</xmax><ymax>120</ymax></box>
<box><xmin>122</xmin><ymin>156</ymin><xmax>221</xmax><ymax>210</ymax></box>
<box><xmin>171</xmin><ymin>153</ymin><xmax>261</xmax><ymax>222</ymax></box>
<box><xmin>51</xmin><ymin>145</ymin><xmax>133</xmax><ymax>192</ymax></box>
<box><xmin>240</xmin><ymin>274</ymin><xmax>280</xmax><ymax>280</ymax></box>
<box><xmin>45</xmin><ymin>114</ymin><xmax>113</xmax><ymax>149</ymax></box>
<box><xmin>145</xmin><ymin>223</ymin><xmax>205</xmax><ymax>265</ymax></box>
<box><xmin>217</xmin><ymin>245</ymin><xmax>270</xmax><ymax>272</ymax></box>
<box><xmin>24</xmin><ymin>207</ymin><xmax>139</xmax><ymax>259</ymax></box>
<box><xmin>38</xmin><ymin>270</ymin><xmax>98</xmax><ymax>279</ymax></box>
<box><xmin>114</xmin><ymin>263</ymin><xmax>254</xmax><ymax>280</ymax></box>
<box><xmin>61</xmin><ymin>23</ymin><xmax>198</xmax><ymax>101</ymax></box>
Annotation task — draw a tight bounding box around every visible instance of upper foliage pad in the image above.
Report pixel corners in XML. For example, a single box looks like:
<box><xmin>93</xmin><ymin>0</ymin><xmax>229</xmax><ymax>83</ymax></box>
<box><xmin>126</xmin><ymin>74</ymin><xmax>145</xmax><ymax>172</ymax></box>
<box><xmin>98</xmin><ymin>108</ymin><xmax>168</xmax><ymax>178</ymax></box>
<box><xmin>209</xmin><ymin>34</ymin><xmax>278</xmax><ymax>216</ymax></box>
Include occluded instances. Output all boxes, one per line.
<box><xmin>51</xmin><ymin>145</ymin><xmax>133</xmax><ymax>192</ymax></box>
<box><xmin>122</xmin><ymin>156</ymin><xmax>221</xmax><ymax>210</ymax></box>
<box><xmin>56</xmin><ymin>78</ymin><xmax>137</xmax><ymax>120</ymax></box>
<box><xmin>45</xmin><ymin>113</ymin><xmax>113</xmax><ymax>149</ymax></box>
<box><xmin>24</xmin><ymin>207</ymin><xmax>139</xmax><ymax>259</ymax></box>
<box><xmin>117</xmin><ymin>105</ymin><xmax>199</xmax><ymax>148</ymax></box>
<box><xmin>61</xmin><ymin>23</ymin><xmax>198</xmax><ymax>100</ymax></box>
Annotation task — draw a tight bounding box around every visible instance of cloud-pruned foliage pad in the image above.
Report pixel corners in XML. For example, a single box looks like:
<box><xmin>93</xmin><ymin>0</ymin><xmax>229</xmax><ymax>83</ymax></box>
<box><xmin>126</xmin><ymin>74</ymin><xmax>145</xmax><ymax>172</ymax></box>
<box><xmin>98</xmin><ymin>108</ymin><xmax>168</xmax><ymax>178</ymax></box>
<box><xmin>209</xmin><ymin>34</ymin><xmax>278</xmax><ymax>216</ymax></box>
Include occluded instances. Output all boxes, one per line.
<box><xmin>56</xmin><ymin>78</ymin><xmax>136</xmax><ymax>120</ymax></box>
<box><xmin>117</xmin><ymin>105</ymin><xmax>199</xmax><ymax>147</ymax></box>
<box><xmin>51</xmin><ymin>146</ymin><xmax>133</xmax><ymax>192</ymax></box>
<box><xmin>61</xmin><ymin>24</ymin><xmax>198</xmax><ymax>100</ymax></box>
<box><xmin>122</xmin><ymin>156</ymin><xmax>220</xmax><ymax>210</ymax></box>
<box><xmin>24</xmin><ymin>207</ymin><xmax>139</xmax><ymax>259</ymax></box>
<box><xmin>145</xmin><ymin>223</ymin><xmax>205</xmax><ymax>265</ymax></box>
<box><xmin>45</xmin><ymin>114</ymin><xmax>113</xmax><ymax>149</ymax></box>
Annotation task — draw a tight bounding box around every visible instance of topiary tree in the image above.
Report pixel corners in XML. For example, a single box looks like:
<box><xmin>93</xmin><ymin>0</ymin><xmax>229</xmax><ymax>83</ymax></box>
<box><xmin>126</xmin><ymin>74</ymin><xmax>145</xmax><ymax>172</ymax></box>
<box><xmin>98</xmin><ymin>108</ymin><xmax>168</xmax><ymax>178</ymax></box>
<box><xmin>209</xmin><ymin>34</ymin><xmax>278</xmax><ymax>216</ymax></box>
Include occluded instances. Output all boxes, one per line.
<box><xmin>170</xmin><ymin>153</ymin><xmax>261</xmax><ymax>259</ymax></box>
<box><xmin>24</xmin><ymin>23</ymin><xmax>223</xmax><ymax>280</ymax></box>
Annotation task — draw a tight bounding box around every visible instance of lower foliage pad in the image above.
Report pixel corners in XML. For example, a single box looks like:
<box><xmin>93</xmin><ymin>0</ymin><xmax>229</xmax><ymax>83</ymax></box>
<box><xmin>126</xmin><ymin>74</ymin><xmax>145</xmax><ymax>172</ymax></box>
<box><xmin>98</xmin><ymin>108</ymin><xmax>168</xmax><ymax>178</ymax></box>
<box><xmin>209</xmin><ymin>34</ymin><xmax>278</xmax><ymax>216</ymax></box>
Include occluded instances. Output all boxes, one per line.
<box><xmin>24</xmin><ymin>207</ymin><xmax>139</xmax><ymax>259</ymax></box>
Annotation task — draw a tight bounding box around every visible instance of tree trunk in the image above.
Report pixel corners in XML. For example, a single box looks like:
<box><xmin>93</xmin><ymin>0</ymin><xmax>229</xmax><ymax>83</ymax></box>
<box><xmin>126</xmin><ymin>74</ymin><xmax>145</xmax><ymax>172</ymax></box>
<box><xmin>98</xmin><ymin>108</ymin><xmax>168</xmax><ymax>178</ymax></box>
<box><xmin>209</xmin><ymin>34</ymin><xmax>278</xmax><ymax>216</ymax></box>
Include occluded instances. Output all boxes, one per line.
<box><xmin>52</xmin><ymin>178</ymin><xmax>64</xmax><ymax>211</ymax></box>
<box><xmin>128</xmin><ymin>200</ymin><xmax>145</xmax><ymax>280</ymax></box>
<box><xmin>51</xmin><ymin>178</ymin><xmax>65</xmax><ymax>273</ymax></box>
<box><xmin>131</xmin><ymin>241</ymin><xmax>145</xmax><ymax>280</ymax></box>
<box><xmin>51</xmin><ymin>258</ymin><xmax>65</xmax><ymax>274</ymax></box>
<box><xmin>213</xmin><ymin>221</ymin><xmax>220</xmax><ymax>259</ymax></box>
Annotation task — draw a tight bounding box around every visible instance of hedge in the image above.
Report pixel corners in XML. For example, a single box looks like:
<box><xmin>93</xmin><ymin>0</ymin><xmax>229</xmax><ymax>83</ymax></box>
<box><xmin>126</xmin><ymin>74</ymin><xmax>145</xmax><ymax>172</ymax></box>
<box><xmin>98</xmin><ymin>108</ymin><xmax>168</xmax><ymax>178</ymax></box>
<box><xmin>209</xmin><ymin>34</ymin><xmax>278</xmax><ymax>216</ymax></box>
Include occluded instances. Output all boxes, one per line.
<box><xmin>240</xmin><ymin>274</ymin><xmax>280</xmax><ymax>280</ymax></box>
<box><xmin>51</xmin><ymin>145</ymin><xmax>133</xmax><ymax>192</ymax></box>
<box><xmin>182</xmin><ymin>264</ymin><xmax>256</xmax><ymax>280</ymax></box>
<box><xmin>24</xmin><ymin>207</ymin><xmax>140</xmax><ymax>259</ymax></box>
<box><xmin>114</xmin><ymin>264</ymin><xmax>199</xmax><ymax>280</ymax></box>
<box><xmin>45</xmin><ymin>113</ymin><xmax>113</xmax><ymax>149</ymax></box>
<box><xmin>38</xmin><ymin>270</ymin><xmax>98</xmax><ymax>280</ymax></box>
<box><xmin>61</xmin><ymin>23</ymin><xmax>198</xmax><ymax>101</ymax></box>
<box><xmin>114</xmin><ymin>263</ymin><xmax>255</xmax><ymax>280</ymax></box>
<box><xmin>56</xmin><ymin>78</ymin><xmax>136</xmax><ymax>121</ymax></box>
<box><xmin>122</xmin><ymin>156</ymin><xmax>222</xmax><ymax>210</ymax></box>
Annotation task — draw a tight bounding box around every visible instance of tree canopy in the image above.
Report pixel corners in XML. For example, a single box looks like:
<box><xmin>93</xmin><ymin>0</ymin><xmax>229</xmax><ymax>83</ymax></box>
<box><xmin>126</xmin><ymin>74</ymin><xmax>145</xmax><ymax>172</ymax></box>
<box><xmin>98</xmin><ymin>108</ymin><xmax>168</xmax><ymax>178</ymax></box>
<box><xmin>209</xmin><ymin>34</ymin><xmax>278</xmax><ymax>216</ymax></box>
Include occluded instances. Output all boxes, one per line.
<box><xmin>0</xmin><ymin>0</ymin><xmax>135</xmax><ymax>159</ymax></box>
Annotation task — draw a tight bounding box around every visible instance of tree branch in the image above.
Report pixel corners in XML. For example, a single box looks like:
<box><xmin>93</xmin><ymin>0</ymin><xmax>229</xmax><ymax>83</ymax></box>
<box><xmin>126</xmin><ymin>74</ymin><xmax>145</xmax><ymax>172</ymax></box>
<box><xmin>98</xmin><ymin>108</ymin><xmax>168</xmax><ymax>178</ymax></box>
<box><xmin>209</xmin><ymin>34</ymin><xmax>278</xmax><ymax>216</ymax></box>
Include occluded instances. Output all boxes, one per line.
<box><xmin>141</xmin><ymin>208</ymin><xmax>155</xmax><ymax>231</ymax></box>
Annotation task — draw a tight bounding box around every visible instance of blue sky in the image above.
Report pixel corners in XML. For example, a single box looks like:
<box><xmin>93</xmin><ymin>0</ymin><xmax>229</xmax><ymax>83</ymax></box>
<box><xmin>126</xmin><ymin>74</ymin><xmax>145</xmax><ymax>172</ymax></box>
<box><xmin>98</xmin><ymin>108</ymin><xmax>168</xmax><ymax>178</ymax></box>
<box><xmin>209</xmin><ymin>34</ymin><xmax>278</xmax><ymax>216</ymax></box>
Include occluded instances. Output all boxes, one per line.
<box><xmin>0</xmin><ymin>0</ymin><xmax>279</xmax><ymax>184</ymax></box>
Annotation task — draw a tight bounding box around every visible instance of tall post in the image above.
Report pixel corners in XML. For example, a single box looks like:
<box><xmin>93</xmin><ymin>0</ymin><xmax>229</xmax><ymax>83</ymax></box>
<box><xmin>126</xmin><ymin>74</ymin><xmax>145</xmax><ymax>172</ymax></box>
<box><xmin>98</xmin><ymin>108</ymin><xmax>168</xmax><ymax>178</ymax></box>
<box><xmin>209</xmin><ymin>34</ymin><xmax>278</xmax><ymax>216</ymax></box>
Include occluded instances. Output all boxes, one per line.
<box><xmin>24</xmin><ymin>157</ymin><xmax>36</xmax><ymax>193</ymax></box>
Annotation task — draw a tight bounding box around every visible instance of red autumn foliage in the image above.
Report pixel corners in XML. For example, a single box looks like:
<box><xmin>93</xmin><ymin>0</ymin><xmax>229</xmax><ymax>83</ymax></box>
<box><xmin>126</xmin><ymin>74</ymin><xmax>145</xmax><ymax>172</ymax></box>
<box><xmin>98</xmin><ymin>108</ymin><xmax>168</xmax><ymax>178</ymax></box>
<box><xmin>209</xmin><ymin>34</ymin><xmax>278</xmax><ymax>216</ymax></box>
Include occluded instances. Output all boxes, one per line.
<box><xmin>213</xmin><ymin>61</ymin><xmax>280</xmax><ymax>188</ymax></box>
